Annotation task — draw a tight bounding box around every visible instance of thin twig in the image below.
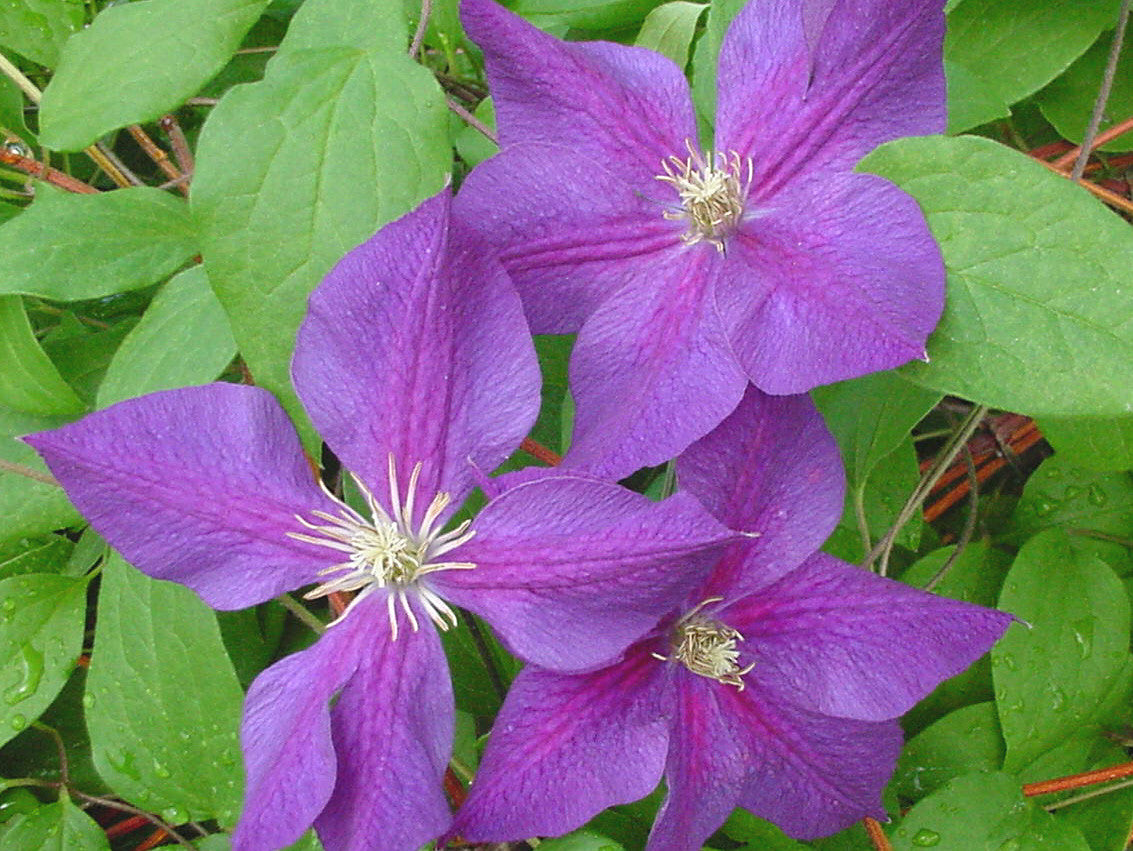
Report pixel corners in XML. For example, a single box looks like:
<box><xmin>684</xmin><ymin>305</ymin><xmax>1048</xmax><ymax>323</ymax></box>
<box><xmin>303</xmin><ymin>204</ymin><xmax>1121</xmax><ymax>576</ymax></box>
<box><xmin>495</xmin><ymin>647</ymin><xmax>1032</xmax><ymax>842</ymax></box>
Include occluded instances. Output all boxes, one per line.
<box><xmin>126</xmin><ymin>124</ymin><xmax>186</xmax><ymax>195</ymax></box>
<box><xmin>853</xmin><ymin>485</ymin><xmax>871</xmax><ymax>556</ymax></box>
<box><xmin>275</xmin><ymin>593</ymin><xmax>326</xmax><ymax>634</ymax></box>
<box><xmin>0</xmin><ymin>147</ymin><xmax>100</xmax><ymax>193</ymax></box>
<box><xmin>0</xmin><ymin>458</ymin><xmax>60</xmax><ymax>487</ymax></box>
<box><xmin>1068</xmin><ymin>528</ymin><xmax>1133</xmax><ymax>548</ymax></box>
<box><xmin>863</xmin><ymin>404</ymin><xmax>988</xmax><ymax>576</ymax></box>
<box><xmin>409</xmin><ymin>0</ymin><xmax>433</xmax><ymax>59</ymax></box>
<box><xmin>159</xmin><ymin>115</ymin><xmax>195</xmax><ymax>177</ymax></box>
<box><xmin>1069</xmin><ymin>0</ymin><xmax>1131</xmax><ymax>180</ymax></box>
<box><xmin>1053</xmin><ymin>115</ymin><xmax>1133</xmax><ymax>169</ymax></box>
<box><xmin>1036</xmin><ymin>157</ymin><xmax>1133</xmax><ymax>215</ymax></box>
<box><xmin>520</xmin><ymin>436</ymin><xmax>562</xmax><ymax>466</ymax></box>
<box><xmin>925</xmin><ymin>446</ymin><xmax>979</xmax><ymax>592</ymax></box>
<box><xmin>69</xmin><ymin>790</ymin><xmax>194</xmax><ymax>849</ymax></box>
<box><xmin>448</xmin><ymin>97</ymin><xmax>497</xmax><ymax>144</ymax></box>
<box><xmin>0</xmin><ymin>51</ymin><xmax>42</xmax><ymax>103</ymax></box>
<box><xmin>93</xmin><ymin>141</ymin><xmax>141</xmax><ymax>187</ymax></box>
<box><xmin>1043</xmin><ymin>777</ymin><xmax>1133</xmax><ymax>812</ymax></box>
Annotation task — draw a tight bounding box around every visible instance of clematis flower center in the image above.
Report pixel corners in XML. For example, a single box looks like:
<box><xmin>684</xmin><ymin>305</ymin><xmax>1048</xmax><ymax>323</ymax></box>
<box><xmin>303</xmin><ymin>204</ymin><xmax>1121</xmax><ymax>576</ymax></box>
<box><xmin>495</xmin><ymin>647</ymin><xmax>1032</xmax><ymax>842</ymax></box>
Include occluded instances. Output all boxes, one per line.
<box><xmin>655</xmin><ymin>597</ymin><xmax>755</xmax><ymax>690</ymax></box>
<box><xmin>656</xmin><ymin>142</ymin><xmax>753</xmax><ymax>251</ymax></box>
<box><xmin>288</xmin><ymin>455</ymin><xmax>476</xmax><ymax>639</ymax></box>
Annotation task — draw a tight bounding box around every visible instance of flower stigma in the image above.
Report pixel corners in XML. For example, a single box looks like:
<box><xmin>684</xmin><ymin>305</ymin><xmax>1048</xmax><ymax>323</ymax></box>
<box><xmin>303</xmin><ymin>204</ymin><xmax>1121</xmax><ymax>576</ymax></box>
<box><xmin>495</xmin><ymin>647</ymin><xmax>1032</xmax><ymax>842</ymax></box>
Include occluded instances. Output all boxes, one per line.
<box><xmin>656</xmin><ymin>141</ymin><xmax>753</xmax><ymax>251</ymax></box>
<box><xmin>653</xmin><ymin>597</ymin><xmax>755</xmax><ymax>690</ymax></box>
<box><xmin>288</xmin><ymin>455</ymin><xmax>476</xmax><ymax>639</ymax></box>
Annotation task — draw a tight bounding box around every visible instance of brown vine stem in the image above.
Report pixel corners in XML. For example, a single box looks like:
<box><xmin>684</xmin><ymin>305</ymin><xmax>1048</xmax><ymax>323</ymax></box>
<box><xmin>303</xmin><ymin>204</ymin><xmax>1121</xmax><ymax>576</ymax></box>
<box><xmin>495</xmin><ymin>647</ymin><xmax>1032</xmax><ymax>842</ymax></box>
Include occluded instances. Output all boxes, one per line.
<box><xmin>0</xmin><ymin>147</ymin><xmax>100</xmax><ymax>193</ymax></box>
<box><xmin>448</xmin><ymin>97</ymin><xmax>497</xmax><ymax>144</ymax></box>
<box><xmin>1052</xmin><ymin>114</ymin><xmax>1133</xmax><ymax>170</ymax></box>
<box><xmin>0</xmin><ymin>458</ymin><xmax>59</xmax><ymax>486</ymax></box>
<box><xmin>520</xmin><ymin>436</ymin><xmax>562</xmax><ymax>466</ymax></box>
<box><xmin>863</xmin><ymin>816</ymin><xmax>893</xmax><ymax>851</ymax></box>
<box><xmin>126</xmin><ymin>124</ymin><xmax>186</xmax><ymax>195</ymax></box>
<box><xmin>70</xmin><ymin>790</ymin><xmax>195</xmax><ymax>849</ymax></box>
<box><xmin>1023</xmin><ymin>760</ymin><xmax>1133</xmax><ymax>797</ymax></box>
<box><xmin>409</xmin><ymin>0</ymin><xmax>433</xmax><ymax>59</ymax></box>
<box><xmin>1036</xmin><ymin>157</ymin><xmax>1133</xmax><ymax>216</ymax></box>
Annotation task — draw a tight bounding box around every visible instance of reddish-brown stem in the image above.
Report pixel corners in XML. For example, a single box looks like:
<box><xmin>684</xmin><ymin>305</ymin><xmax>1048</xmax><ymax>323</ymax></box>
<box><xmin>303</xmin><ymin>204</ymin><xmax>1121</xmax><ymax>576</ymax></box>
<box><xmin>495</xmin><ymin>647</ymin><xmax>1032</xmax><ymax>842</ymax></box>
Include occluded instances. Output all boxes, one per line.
<box><xmin>126</xmin><ymin>124</ymin><xmax>187</xmax><ymax>196</ymax></box>
<box><xmin>0</xmin><ymin>148</ymin><xmax>99</xmax><ymax>193</ymax></box>
<box><xmin>520</xmin><ymin>436</ymin><xmax>562</xmax><ymax>466</ymax></box>
<box><xmin>1023</xmin><ymin>761</ymin><xmax>1133</xmax><ymax>797</ymax></box>
<box><xmin>104</xmin><ymin>815</ymin><xmax>149</xmax><ymax>839</ymax></box>
<box><xmin>159</xmin><ymin>114</ymin><xmax>195</xmax><ymax>178</ymax></box>
<box><xmin>924</xmin><ymin>424</ymin><xmax>1044</xmax><ymax>522</ymax></box>
<box><xmin>1035</xmin><ymin>157</ymin><xmax>1133</xmax><ymax>216</ymax></box>
<box><xmin>1052</xmin><ymin>114</ymin><xmax>1133</xmax><ymax>170</ymax></box>
<box><xmin>863</xmin><ymin>817</ymin><xmax>893</xmax><ymax>851</ymax></box>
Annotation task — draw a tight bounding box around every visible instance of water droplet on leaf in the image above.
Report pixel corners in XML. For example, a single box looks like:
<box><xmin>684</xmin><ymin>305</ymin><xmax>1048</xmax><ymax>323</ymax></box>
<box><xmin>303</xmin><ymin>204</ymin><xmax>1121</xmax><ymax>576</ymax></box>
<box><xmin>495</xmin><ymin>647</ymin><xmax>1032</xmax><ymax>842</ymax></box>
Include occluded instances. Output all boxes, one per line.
<box><xmin>3</xmin><ymin>645</ymin><xmax>44</xmax><ymax>705</ymax></box>
<box><xmin>911</xmin><ymin>828</ymin><xmax>941</xmax><ymax>846</ymax></box>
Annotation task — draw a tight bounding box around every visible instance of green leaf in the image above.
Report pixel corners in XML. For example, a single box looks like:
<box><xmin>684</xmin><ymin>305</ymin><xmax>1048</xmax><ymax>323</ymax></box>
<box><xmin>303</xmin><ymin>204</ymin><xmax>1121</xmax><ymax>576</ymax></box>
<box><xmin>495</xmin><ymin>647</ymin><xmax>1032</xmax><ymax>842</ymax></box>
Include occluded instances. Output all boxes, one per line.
<box><xmin>994</xmin><ymin>529</ymin><xmax>1131</xmax><ymax>772</ymax></box>
<box><xmin>944</xmin><ymin>0</ymin><xmax>1118</xmax><ymax>133</ymax></box>
<box><xmin>719</xmin><ymin>809</ymin><xmax>809</xmax><ymax>849</ymax></box>
<box><xmin>1038</xmin><ymin>34</ymin><xmax>1133</xmax><ymax>152</ymax></box>
<box><xmin>1037</xmin><ymin>415</ymin><xmax>1133</xmax><ymax>472</ymax></box>
<box><xmin>38</xmin><ymin>0</ymin><xmax>270</xmax><ymax>151</ymax></box>
<box><xmin>86</xmin><ymin>553</ymin><xmax>244</xmax><ymax>826</ymax></box>
<box><xmin>0</xmin><ymin>572</ymin><xmax>87</xmax><ymax>748</ymax></box>
<box><xmin>0</xmin><ymin>407</ymin><xmax>80</xmax><ymax>548</ymax></box>
<box><xmin>900</xmin><ymin>539</ymin><xmax>1012</xmax><ymax>606</ymax></box>
<box><xmin>688</xmin><ymin>0</ymin><xmax>744</xmax><ymax>124</ymax></box>
<box><xmin>0</xmin><ymin>799</ymin><xmax>109</xmax><ymax>851</ymax></box>
<box><xmin>812</xmin><ymin>371</ymin><xmax>940</xmax><ymax>487</ymax></box>
<box><xmin>1012</xmin><ymin>456</ymin><xmax>1133</xmax><ymax>550</ymax></box>
<box><xmin>861</xmin><ymin>135</ymin><xmax>1133</xmax><ymax>416</ymax></box>
<box><xmin>455</xmin><ymin>97</ymin><xmax>497</xmax><ymax>169</ymax></box>
<box><xmin>634</xmin><ymin>2</ymin><xmax>706</xmax><ymax>70</ymax></box>
<box><xmin>512</xmin><ymin>0</ymin><xmax>663</xmax><ymax>31</ymax></box>
<box><xmin>96</xmin><ymin>266</ymin><xmax>236</xmax><ymax>408</ymax></box>
<box><xmin>889</xmin><ymin>771</ymin><xmax>1090</xmax><ymax>850</ymax></box>
<box><xmin>892</xmin><ymin>702</ymin><xmax>1004</xmax><ymax>802</ymax></box>
<box><xmin>193</xmin><ymin>0</ymin><xmax>450</xmax><ymax>436</ymax></box>
<box><xmin>0</xmin><ymin>187</ymin><xmax>197</xmax><ymax>301</ymax></box>
<box><xmin>0</xmin><ymin>534</ymin><xmax>73</xmax><ymax>582</ymax></box>
<box><xmin>0</xmin><ymin>295</ymin><xmax>85</xmax><ymax>416</ymax></box>
<box><xmin>0</xmin><ymin>74</ymin><xmax>34</xmax><ymax>144</ymax></box>
<box><xmin>538</xmin><ymin>829</ymin><xmax>625</xmax><ymax>851</ymax></box>
<box><xmin>0</xmin><ymin>0</ymin><xmax>83</xmax><ymax>67</ymax></box>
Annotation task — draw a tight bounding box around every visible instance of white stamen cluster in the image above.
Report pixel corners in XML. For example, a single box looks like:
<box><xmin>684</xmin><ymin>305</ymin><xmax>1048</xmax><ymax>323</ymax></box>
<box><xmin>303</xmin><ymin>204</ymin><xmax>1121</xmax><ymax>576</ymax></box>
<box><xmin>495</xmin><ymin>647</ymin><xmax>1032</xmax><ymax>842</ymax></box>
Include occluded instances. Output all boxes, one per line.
<box><xmin>654</xmin><ymin>597</ymin><xmax>755</xmax><ymax>690</ymax></box>
<box><xmin>289</xmin><ymin>456</ymin><xmax>476</xmax><ymax>639</ymax></box>
<box><xmin>656</xmin><ymin>141</ymin><xmax>753</xmax><ymax>251</ymax></box>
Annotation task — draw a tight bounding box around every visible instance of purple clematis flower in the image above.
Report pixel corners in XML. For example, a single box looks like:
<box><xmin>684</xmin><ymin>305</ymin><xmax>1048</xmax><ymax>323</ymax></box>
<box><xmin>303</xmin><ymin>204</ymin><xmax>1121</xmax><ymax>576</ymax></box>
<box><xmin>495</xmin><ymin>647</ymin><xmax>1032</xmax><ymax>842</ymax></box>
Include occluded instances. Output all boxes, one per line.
<box><xmin>450</xmin><ymin>389</ymin><xmax>1013</xmax><ymax>849</ymax></box>
<box><xmin>458</xmin><ymin>0</ymin><xmax>948</xmax><ymax>479</ymax></box>
<box><xmin>25</xmin><ymin>191</ymin><xmax>737</xmax><ymax>851</ymax></box>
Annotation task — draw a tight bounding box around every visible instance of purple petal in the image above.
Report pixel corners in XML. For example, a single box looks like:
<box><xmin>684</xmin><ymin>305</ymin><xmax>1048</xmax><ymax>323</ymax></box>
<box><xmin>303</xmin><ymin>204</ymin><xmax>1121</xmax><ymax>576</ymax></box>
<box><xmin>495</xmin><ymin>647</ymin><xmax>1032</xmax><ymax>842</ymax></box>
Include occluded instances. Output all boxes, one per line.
<box><xmin>292</xmin><ymin>189</ymin><xmax>540</xmax><ymax>513</ymax></box>
<box><xmin>455</xmin><ymin>145</ymin><xmax>683</xmax><ymax>334</ymax></box>
<box><xmin>24</xmin><ymin>384</ymin><xmax>337</xmax><ymax>610</ymax></box>
<box><xmin>315</xmin><ymin>603</ymin><xmax>453</xmax><ymax>851</ymax></box>
<box><xmin>562</xmin><ymin>252</ymin><xmax>749</xmax><ymax>480</ymax></box>
<box><xmin>716</xmin><ymin>0</ymin><xmax>945</xmax><ymax>197</ymax></box>
<box><xmin>461</xmin><ymin>0</ymin><xmax>697</xmax><ymax>183</ymax></box>
<box><xmin>677</xmin><ymin>387</ymin><xmax>844</xmax><ymax>596</ymax></box>
<box><xmin>651</xmin><ymin>673</ymin><xmax>899</xmax><ymax>848</ymax></box>
<box><xmin>232</xmin><ymin>608</ymin><xmax>371</xmax><ymax>851</ymax></box>
<box><xmin>453</xmin><ymin>647</ymin><xmax>670</xmax><ymax>841</ymax></box>
<box><xmin>725</xmin><ymin>553</ymin><xmax>1013</xmax><ymax>721</ymax></box>
<box><xmin>717</xmin><ymin>171</ymin><xmax>944</xmax><ymax>394</ymax></box>
<box><xmin>434</xmin><ymin>475</ymin><xmax>735</xmax><ymax>671</ymax></box>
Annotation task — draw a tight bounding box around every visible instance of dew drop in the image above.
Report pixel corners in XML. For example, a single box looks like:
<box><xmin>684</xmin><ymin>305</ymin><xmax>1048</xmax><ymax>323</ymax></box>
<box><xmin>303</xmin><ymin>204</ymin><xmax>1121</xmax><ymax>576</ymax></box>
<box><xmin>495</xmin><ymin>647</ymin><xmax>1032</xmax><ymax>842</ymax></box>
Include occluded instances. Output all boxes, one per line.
<box><xmin>3</xmin><ymin>645</ymin><xmax>44</xmax><ymax>705</ymax></box>
<box><xmin>911</xmin><ymin>828</ymin><xmax>941</xmax><ymax>846</ymax></box>
<box><xmin>1072</xmin><ymin>618</ymin><xmax>1094</xmax><ymax>659</ymax></box>
<box><xmin>997</xmin><ymin>839</ymin><xmax>1021</xmax><ymax>851</ymax></box>
<box><xmin>81</xmin><ymin>693</ymin><xmax>95</xmax><ymax>709</ymax></box>
<box><xmin>153</xmin><ymin>760</ymin><xmax>171</xmax><ymax>779</ymax></box>
<box><xmin>998</xmin><ymin>653</ymin><xmax>1017</xmax><ymax>671</ymax></box>
<box><xmin>9</xmin><ymin>713</ymin><xmax>26</xmax><ymax>731</ymax></box>
<box><xmin>161</xmin><ymin>805</ymin><xmax>187</xmax><ymax>824</ymax></box>
<box><xmin>1064</xmin><ymin>485</ymin><xmax>1082</xmax><ymax>501</ymax></box>
<box><xmin>1087</xmin><ymin>484</ymin><xmax>1107</xmax><ymax>507</ymax></box>
<box><xmin>1049</xmin><ymin>686</ymin><xmax>1067</xmax><ymax>711</ymax></box>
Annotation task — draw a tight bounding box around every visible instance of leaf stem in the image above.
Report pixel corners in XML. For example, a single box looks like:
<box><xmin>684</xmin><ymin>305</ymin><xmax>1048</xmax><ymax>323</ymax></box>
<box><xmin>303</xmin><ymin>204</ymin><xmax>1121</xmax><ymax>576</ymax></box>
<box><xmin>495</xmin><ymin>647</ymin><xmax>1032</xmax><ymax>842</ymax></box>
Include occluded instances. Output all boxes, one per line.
<box><xmin>863</xmin><ymin>404</ymin><xmax>988</xmax><ymax>576</ymax></box>
<box><xmin>275</xmin><ymin>593</ymin><xmax>326</xmax><ymax>634</ymax></box>
<box><xmin>0</xmin><ymin>458</ymin><xmax>60</xmax><ymax>487</ymax></box>
<box><xmin>1068</xmin><ymin>0</ymin><xmax>1131</xmax><ymax>181</ymax></box>
<box><xmin>924</xmin><ymin>446</ymin><xmax>979</xmax><ymax>592</ymax></box>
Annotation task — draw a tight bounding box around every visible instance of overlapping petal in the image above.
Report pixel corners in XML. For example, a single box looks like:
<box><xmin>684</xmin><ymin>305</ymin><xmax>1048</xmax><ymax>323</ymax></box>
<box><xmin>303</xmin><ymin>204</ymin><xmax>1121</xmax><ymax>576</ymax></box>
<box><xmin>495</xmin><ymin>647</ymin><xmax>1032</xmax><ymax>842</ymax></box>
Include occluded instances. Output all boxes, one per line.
<box><xmin>435</xmin><ymin>475</ymin><xmax>735</xmax><ymax>671</ymax></box>
<box><xmin>453</xmin><ymin>648</ymin><xmax>670</xmax><ymax>841</ymax></box>
<box><xmin>724</xmin><ymin>554</ymin><xmax>1014</xmax><ymax>721</ymax></box>
<box><xmin>716</xmin><ymin>171</ymin><xmax>945</xmax><ymax>394</ymax></box>
<box><xmin>652</xmin><ymin>674</ymin><xmax>898</xmax><ymax>849</ymax></box>
<box><xmin>677</xmin><ymin>387</ymin><xmax>844</xmax><ymax>594</ymax></box>
<box><xmin>314</xmin><ymin>603</ymin><xmax>453</xmax><ymax>851</ymax></box>
<box><xmin>454</xmin><ymin>145</ymin><xmax>683</xmax><ymax>333</ymax></box>
<box><xmin>717</xmin><ymin>0</ymin><xmax>946</xmax><ymax>197</ymax></box>
<box><xmin>563</xmin><ymin>250</ymin><xmax>748</xmax><ymax>479</ymax></box>
<box><xmin>292</xmin><ymin>190</ymin><xmax>540</xmax><ymax>513</ymax></box>
<box><xmin>232</xmin><ymin>608</ymin><xmax>369</xmax><ymax>851</ymax></box>
<box><xmin>24</xmin><ymin>383</ymin><xmax>336</xmax><ymax>609</ymax></box>
<box><xmin>461</xmin><ymin>0</ymin><xmax>696</xmax><ymax>181</ymax></box>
